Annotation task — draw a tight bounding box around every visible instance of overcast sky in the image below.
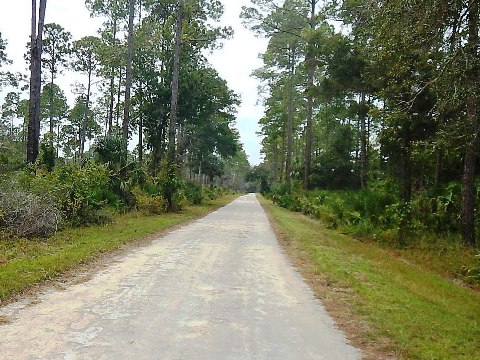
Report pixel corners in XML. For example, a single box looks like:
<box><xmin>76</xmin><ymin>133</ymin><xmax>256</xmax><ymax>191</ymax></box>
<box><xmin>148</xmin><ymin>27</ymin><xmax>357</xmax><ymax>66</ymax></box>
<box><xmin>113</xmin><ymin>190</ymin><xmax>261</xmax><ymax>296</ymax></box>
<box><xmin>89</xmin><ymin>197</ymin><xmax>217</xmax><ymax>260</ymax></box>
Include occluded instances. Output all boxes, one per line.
<box><xmin>0</xmin><ymin>1</ymin><xmax>267</xmax><ymax>165</ymax></box>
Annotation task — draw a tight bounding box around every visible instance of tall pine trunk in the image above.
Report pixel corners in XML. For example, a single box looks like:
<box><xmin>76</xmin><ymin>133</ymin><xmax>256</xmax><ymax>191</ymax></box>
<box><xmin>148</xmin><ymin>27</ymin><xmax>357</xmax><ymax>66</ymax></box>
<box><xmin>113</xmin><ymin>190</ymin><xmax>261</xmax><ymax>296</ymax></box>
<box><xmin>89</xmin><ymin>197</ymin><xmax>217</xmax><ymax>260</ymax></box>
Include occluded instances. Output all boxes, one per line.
<box><xmin>359</xmin><ymin>92</ymin><xmax>368</xmax><ymax>188</ymax></box>
<box><xmin>27</xmin><ymin>0</ymin><xmax>47</xmax><ymax>164</ymax></box>
<box><xmin>123</xmin><ymin>0</ymin><xmax>135</xmax><ymax>145</ymax></box>
<box><xmin>80</xmin><ymin>57</ymin><xmax>93</xmax><ymax>160</ymax></box>
<box><xmin>168</xmin><ymin>0</ymin><xmax>184</xmax><ymax>163</ymax></box>
<box><xmin>107</xmin><ymin>18</ymin><xmax>117</xmax><ymax>135</ymax></box>
<box><xmin>285</xmin><ymin>49</ymin><xmax>295</xmax><ymax>187</ymax></box>
<box><xmin>461</xmin><ymin>0</ymin><xmax>479</xmax><ymax>246</ymax></box>
<box><xmin>303</xmin><ymin>0</ymin><xmax>316</xmax><ymax>190</ymax></box>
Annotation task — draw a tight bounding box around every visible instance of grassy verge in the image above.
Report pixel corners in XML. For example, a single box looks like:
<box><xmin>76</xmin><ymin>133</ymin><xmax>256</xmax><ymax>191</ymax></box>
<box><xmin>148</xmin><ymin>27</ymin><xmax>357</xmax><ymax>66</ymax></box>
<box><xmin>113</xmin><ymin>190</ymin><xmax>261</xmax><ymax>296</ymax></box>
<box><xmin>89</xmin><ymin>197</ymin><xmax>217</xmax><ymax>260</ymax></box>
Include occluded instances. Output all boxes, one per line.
<box><xmin>0</xmin><ymin>194</ymin><xmax>239</xmax><ymax>303</ymax></box>
<box><xmin>260</xmin><ymin>196</ymin><xmax>480</xmax><ymax>360</ymax></box>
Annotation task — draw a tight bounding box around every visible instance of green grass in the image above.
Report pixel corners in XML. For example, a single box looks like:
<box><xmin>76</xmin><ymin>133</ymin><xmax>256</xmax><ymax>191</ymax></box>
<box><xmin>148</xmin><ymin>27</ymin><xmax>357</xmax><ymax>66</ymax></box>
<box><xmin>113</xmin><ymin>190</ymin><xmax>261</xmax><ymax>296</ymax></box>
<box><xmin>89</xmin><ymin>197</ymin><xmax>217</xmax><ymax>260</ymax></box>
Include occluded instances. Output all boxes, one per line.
<box><xmin>0</xmin><ymin>194</ymin><xmax>239</xmax><ymax>302</ymax></box>
<box><xmin>261</xmin><ymin>197</ymin><xmax>480</xmax><ymax>360</ymax></box>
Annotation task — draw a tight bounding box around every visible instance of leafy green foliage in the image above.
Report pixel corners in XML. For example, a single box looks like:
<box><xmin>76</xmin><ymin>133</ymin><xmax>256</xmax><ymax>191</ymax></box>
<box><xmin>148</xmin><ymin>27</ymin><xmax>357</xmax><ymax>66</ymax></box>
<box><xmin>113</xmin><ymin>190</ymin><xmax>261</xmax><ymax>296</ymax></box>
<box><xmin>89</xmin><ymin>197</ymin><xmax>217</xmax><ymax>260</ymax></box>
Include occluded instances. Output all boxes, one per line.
<box><xmin>270</xmin><ymin>179</ymin><xmax>470</xmax><ymax>248</ymax></box>
<box><xmin>38</xmin><ymin>163</ymin><xmax>111</xmax><ymax>225</ymax></box>
<box><xmin>157</xmin><ymin>160</ymin><xmax>184</xmax><ymax>212</ymax></box>
<box><xmin>264</xmin><ymin>198</ymin><xmax>480</xmax><ymax>359</ymax></box>
<box><xmin>184</xmin><ymin>180</ymin><xmax>203</xmax><ymax>205</ymax></box>
<box><xmin>39</xmin><ymin>135</ymin><xmax>56</xmax><ymax>172</ymax></box>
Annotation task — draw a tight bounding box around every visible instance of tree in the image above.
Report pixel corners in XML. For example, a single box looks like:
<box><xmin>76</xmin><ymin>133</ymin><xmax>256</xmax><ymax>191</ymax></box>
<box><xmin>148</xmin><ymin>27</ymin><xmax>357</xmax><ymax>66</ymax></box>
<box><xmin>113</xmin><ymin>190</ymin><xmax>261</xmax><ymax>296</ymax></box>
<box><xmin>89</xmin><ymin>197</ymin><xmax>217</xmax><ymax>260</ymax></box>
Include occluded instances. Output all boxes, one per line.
<box><xmin>42</xmin><ymin>23</ymin><xmax>72</xmax><ymax>139</ymax></box>
<box><xmin>168</xmin><ymin>0</ymin><xmax>184</xmax><ymax>165</ymax></box>
<box><xmin>0</xmin><ymin>32</ymin><xmax>8</xmax><ymax>65</ymax></box>
<box><xmin>303</xmin><ymin>0</ymin><xmax>319</xmax><ymax>190</ymax></box>
<box><xmin>0</xmin><ymin>91</ymin><xmax>24</xmax><ymax>173</ymax></box>
<box><xmin>71</xmin><ymin>36</ymin><xmax>101</xmax><ymax>158</ymax></box>
<box><xmin>1</xmin><ymin>92</ymin><xmax>20</xmax><ymax>138</ymax></box>
<box><xmin>27</xmin><ymin>0</ymin><xmax>47</xmax><ymax>164</ymax></box>
<box><xmin>62</xmin><ymin>96</ymin><xmax>100</xmax><ymax>160</ymax></box>
<box><xmin>86</xmin><ymin>0</ymin><xmax>128</xmax><ymax>135</ymax></box>
<box><xmin>40</xmin><ymin>83</ymin><xmax>68</xmax><ymax>154</ymax></box>
<box><xmin>243</xmin><ymin>0</ymin><xmax>309</xmax><ymax>187</ymax></box>
<box><xmin>0</xmin><ymin>32</ymin><xmax>13</xmax><ymax>90</ymax></box>
<box><xmin>122</xmin><ymin>0</ymin><xmax>136</xmax><ymax>146</ymax></box>
<box><xmin>330</xmin><ymin>0</ymin><xmax>479</xmax><ymax>244</ymax></box>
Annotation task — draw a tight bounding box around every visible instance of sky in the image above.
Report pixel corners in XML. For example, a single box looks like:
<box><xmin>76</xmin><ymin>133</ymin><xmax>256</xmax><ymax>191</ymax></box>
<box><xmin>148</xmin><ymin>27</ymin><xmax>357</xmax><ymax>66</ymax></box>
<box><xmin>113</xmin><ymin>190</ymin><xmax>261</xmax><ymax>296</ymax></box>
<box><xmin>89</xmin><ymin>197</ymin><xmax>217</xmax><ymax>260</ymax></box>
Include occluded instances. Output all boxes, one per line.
<box><xmin>0</xmin><ymin>0</ymin><xmax>267</xmax><ymax>165</ymax></box>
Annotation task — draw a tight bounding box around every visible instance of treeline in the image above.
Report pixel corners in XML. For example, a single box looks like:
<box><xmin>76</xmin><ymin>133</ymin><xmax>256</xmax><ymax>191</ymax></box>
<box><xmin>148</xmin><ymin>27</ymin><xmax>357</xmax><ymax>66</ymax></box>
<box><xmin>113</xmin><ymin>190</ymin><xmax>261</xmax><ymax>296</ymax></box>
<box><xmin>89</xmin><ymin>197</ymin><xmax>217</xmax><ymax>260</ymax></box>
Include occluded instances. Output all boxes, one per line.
<box><xmin>0</xmin><ymin>0</ymin><xmax>251</xmax><ymax>238</ymax></box>
<box><xmin>243</xmin><ymin>0</ymin><xmax>480</xmax><ymax>246</ymax></box>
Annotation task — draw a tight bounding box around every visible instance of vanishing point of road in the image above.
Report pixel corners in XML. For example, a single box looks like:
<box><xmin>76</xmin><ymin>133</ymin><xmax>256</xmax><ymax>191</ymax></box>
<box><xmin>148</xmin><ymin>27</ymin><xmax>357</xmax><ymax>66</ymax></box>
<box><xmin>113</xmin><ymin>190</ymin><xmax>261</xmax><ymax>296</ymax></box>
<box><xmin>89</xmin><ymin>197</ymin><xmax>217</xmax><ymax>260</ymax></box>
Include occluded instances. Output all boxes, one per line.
<box><xmin>0</xmin><ymin>194</ymin><xmax>360</xmax><ymax>359</ymax></box>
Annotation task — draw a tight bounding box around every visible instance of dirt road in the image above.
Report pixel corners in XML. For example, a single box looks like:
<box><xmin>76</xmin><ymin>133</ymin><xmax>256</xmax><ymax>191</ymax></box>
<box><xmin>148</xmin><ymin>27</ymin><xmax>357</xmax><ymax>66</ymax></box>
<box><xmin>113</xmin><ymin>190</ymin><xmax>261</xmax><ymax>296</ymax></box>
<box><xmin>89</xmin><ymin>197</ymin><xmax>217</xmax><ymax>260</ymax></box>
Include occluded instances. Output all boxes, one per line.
<box><xmin>0</xmin><ymin>194</ymin><xmax>360</xmax><ymax>359</ymax></box>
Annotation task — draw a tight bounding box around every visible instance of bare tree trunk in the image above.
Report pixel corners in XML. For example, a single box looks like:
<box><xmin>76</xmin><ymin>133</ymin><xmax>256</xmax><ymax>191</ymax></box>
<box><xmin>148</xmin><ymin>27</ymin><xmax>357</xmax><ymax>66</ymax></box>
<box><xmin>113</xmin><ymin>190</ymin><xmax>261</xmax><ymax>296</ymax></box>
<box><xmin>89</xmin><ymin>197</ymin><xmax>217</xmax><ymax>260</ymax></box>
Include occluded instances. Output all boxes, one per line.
<box><xmin>123</xmin><ymin>0</ymin><xmax>135</xmax><ymax>145</ymax></box>
<box><xmin>168</xmin><ymin>0</ymin><xmax>184</xmax><ymax>163</ymax></box>
<box><xmin>461</xmin><ymin>131</ymin><xmax>477</xmax><ymax>246</ymax></box>
<box><xmin>401</xmin><ymin>121</ymin><xmax>412</xmax><ymax>204</ymax></box>
<box><xmin>285</xmin><ymin>49</ymin><xmax>295</xmax><ymax>187</ymax></box>
<box><xmin>138</xmin><ymin>108</ymin><xmax>143</xmax><ymax>164</ymax></box>
<box><xmin>303</xmin><ymin>0</ymin><xmax>316</xmax><ymax>190</ymax></box>
<box><xmin>359</xmin><ymin>92</ymin><xmax>368</xmax><ymax>188</ymax></box>
<box><xmin>461</xmin><ymin>0</ymin><xmax>479</xmax><ymax>246</ymax></box>
<box><xmin>434</xmin><ymin>147</ymin><xmax>442</xmax><ymax>187</ymax></box>
<box><xmin>115</xmin><ymin>70</ymin><xmax>123</xmax><ymax>129</ymax></box>
<box><xmin>49</xmin><ymin>71</ymin><xmax>54</xmax><ymax>136</ymax></box>
<box><xmin>107</xmin><ymin>18</ymin><xmax>117</xmax><ymax>135</ymax></box>
<box><xmin>27</xmin><ymin>0</ymin><xmax>47</xmax><ymax>164</ymax></box>
<box><xmin>80</xmin><ymin>58</ymin><xmax>93</xmax><ymax>160</ymax></box>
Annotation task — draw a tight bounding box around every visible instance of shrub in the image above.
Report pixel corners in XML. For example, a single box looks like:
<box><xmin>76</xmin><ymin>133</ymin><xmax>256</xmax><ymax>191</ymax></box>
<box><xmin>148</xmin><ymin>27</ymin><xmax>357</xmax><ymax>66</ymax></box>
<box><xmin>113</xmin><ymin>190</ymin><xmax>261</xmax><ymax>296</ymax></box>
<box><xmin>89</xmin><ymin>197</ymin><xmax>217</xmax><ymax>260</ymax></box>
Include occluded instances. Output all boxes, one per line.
<box><xmin>0</xmin><ymin>189</ymin><xmax>61</xmax><ymax>238</ymax></box>
<box><xmin>184</xmin><ymin>181</ymin><xmax>203</xmax><ymax>205</ymax></box>
<box><xmin>157</xmin><ymin>161</ymin><xmax>185</xmax><ymax>212</ymax></box>
<box><xmin>28</xmin><ymin>163</ymin><xmax>111</xmax><ymax>225</ymax></box>
<box><xmin>134</xmin><ymin>189</ymin><xmax>166</xmax><ymax>215</ymax></box>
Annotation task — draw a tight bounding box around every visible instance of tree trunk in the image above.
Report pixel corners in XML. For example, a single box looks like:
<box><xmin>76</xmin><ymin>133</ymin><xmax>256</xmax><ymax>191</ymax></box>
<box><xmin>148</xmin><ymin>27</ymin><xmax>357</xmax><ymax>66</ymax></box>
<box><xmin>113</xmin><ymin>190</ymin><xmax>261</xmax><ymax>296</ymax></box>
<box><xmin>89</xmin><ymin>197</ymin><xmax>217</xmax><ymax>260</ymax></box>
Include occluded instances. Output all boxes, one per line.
<box><xmin>285</xmin><ymin>49</ymin><xmax>295</xmax><ymax>187</ymax></box>
<box><xmin>123</xmin><ymin>0</ymin><xmax>135</xmax><ymax>145</ymax></box>
<box><xmin>107</xmin><ymin>18</ymin><xmax>117</xmax><ymax>135</ymax></box>
<box><xmin>434</xmin><ymin>147</ymin><xmax>442</xmax><ymax>187</ymax></box>
<box><xmin>168</xmin><ymin>0</ymin><xmax>184</xmax><ymax>164</ymax></box>
<box><xmin>138</xmin><ymin>108</ymin><xmax>143</xmax><ymax>164</ymax></box>
<box><xmin>27</xmin><ymin>0</ymin><xmax>47</xmax><ymax>164</ymax></box>
<box><xmin>461</xmin><ymin>0</ymin><xmax>479</xmax><ymax>246</ymax></box>
<box><xmin>401</xmin><ymin>126</ymin><xmax>412</xmax><ymax>204</ymax></box>
<box><xmin>359</xmin><ymin>92</ymin><xmax>368</xmax><ymax>188</ymax></box>
<box><xmin>49</xmin><ymin>73</ymin><xmax>54</xmax><ymax>136</ymax></box>
<box><xmin>116</xmin><ymin>70</ymin><xmax>122</xmax><ymax>129</ymax></box>
<box><xmin>80</xmin><ymin>58</ymin><xmax>93</xmax><ymax>160</ymax></box>
<box><xmin>303</xmin><ymin>0</ymin><xmax>316</xmax><ymax>190</ymax></box>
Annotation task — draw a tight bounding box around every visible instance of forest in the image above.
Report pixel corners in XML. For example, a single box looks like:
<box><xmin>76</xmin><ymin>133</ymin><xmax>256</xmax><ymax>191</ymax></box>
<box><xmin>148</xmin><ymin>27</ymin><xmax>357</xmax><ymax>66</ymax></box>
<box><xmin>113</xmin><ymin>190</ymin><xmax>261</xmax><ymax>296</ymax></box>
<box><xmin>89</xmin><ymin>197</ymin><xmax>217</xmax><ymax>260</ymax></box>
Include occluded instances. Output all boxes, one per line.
<box><xmin>1</xmin><ymin>2</ymin><xmax>479</xmax><ymax>357</ymax></box>
<box><xmin>0</xmin><ymin>1</ymin><xmax>479</xmax><ymax>279</ymax></box>
<box><xmin>243</xmin><ymin>0</ymin><xmax>480</xmax><ymax>275</ymax></box>
<box><xmin>0</xmin><ymin>0</ymin><xmax>252</xmax><ymax>239</ymax></box>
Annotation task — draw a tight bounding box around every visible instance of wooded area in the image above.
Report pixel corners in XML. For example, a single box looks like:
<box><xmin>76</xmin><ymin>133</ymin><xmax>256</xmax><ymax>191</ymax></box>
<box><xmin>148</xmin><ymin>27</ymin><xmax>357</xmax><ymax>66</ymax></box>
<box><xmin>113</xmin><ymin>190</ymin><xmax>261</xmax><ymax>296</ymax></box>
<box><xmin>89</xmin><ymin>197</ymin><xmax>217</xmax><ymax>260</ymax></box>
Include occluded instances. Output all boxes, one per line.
<box><xmin>0</xmin><ymin>0</ymin><xmax>251</xmax><ymax>238</ymax></box>
<box><xmin>0</xmin><ymin>1</ymin><xmax>479</xmax><ymax>280</ymax></box>
<box><xmin>243</xmin><ymin>0</ymin><xmax>480</xmax><ymax>257</ymax></box>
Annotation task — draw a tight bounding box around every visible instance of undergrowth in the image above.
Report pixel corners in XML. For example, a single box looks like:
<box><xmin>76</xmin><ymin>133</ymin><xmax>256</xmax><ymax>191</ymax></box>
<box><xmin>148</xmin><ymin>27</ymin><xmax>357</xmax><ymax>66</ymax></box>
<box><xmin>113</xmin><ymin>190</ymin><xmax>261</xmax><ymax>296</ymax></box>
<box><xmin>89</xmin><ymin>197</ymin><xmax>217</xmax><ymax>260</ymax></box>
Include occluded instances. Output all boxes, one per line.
<box><xmin>269</xmin><ymin>181</ymin><xmax>480</xmax><ymax>284</ymax></box>
<box><xmin>262</xmin><ymin>197</ymin><xmax>480</xmax><ymax>360</ymax></box>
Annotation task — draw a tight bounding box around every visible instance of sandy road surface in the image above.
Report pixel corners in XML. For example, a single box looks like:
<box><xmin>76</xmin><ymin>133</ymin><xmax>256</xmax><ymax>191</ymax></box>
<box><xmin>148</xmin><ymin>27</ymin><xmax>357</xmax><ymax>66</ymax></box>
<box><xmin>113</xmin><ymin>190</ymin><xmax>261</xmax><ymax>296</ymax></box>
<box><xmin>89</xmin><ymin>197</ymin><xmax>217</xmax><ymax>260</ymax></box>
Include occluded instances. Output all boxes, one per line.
<box><xmin>0</xmin><ymin>194</ymin><xmax>360</xmax><ymax>360</ymax></box>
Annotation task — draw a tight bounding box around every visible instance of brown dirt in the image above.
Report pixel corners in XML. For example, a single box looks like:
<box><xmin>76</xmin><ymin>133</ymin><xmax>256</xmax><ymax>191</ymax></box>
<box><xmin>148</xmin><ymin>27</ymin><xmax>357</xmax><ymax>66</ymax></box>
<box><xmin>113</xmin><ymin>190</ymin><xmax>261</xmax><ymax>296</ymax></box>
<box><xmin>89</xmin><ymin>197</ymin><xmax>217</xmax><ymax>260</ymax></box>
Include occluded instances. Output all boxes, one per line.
<box><xmin>259</xmin><ymin>197</ymin><xmax>398</xmax><ymax>360</ymax></box>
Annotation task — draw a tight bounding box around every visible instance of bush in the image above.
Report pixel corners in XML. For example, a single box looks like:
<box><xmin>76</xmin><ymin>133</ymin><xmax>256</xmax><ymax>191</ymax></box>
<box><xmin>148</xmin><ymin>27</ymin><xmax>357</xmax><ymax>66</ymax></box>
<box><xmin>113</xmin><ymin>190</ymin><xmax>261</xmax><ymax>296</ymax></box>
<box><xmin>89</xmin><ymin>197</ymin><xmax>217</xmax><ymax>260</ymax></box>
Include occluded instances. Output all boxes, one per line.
<box><xmin>0</xmin><ymin>189</ymin><xmax>61</xmax><ymax>238</ymax></box>
<box><xmin>134</xmin><ymin>189</ymin><xmax>166</xmax><ymax>215</ymax></box>
<box><xmin>157</xmin><ymin>161</ymin><xmax>185</xmax><ymax>212</ymax></box>
<box><xmin>27</xmin><ymin>163</ymin><xmax>112</xmax><ymax>225</ymax></box>
<box><xmin>184</xmin><ymin>181</ymin><xmax>203</xmax><ymax>205</ymax></box>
